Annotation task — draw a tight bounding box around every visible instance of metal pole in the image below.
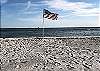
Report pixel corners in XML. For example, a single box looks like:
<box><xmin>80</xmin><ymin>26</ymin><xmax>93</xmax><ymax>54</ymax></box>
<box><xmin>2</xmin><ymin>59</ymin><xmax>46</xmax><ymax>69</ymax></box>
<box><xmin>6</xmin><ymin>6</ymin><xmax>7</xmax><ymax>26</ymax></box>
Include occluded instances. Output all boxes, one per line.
<box><xmin>42</xmin><ymin>9</ymin><xmax>44</xmax><ymax>38</ymax></box>
<box><xmin>43</xmin><ymin>17</ymin><xmax>44</xmax><ymax>38</ymax></box>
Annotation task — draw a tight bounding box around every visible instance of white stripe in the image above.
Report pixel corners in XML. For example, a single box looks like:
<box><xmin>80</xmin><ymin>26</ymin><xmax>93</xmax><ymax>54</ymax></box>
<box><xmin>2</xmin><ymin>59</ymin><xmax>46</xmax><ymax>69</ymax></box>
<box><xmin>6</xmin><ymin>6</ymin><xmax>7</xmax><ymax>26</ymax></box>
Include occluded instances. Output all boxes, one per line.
<box><xmin>47</xmin><ymin>14</ymin><xmax>54</xmax><ymax>19</ymax></box>
<box><xmin>44</xmin><ymin>14</ymin><xmax>48</xmax><ymax>18</ymax></box>
<box><xmin>52</xmin><ymin>14</ymin><xmax>57</xmax><ymax>20</ymax></box>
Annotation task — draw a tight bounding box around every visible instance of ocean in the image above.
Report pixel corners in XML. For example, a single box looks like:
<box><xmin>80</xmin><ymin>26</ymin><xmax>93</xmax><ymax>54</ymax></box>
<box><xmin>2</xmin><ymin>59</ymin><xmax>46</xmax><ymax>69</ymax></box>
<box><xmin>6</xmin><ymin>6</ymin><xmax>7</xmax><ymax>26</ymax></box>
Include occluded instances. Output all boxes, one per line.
<box><xmin>0</xmin><ymin>27</ymin><xmax>100</xmax><ymax>38</ymax></box>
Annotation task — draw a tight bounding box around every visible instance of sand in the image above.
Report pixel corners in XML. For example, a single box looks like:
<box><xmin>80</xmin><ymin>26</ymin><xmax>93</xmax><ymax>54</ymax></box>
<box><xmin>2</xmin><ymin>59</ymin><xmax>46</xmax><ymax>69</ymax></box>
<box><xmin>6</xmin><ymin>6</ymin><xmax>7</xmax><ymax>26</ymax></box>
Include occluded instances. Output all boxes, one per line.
<box><xmin>0</xmin><ymin>37</ymin><xmax>100</xmax><ymax>71</ymax></box>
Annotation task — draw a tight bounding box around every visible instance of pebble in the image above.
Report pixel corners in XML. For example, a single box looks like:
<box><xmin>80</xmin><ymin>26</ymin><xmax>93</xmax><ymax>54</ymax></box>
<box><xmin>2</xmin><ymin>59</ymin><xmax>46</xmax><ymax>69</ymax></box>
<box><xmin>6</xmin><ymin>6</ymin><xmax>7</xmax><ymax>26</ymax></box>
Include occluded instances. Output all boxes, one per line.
<box><xmin>0</xmin><ymin>37</ymin><xmax>100</xmax><ymax>71</ymax></box>
<box><xmin>16</xmin><ymin>65</ymin><xmax>20</xmax><ymax>69</ymax></box>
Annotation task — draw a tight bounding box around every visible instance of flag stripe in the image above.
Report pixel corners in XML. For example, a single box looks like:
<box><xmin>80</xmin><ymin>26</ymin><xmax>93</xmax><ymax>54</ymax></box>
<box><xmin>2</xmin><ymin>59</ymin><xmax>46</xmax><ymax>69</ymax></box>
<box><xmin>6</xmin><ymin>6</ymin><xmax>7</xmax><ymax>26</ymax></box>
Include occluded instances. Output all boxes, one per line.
<box><xmin>52</xmin><ymin>14</ymin><xmax>58</xmax><ymax>20</ymax></box>
<box><xmin>44</xmin><ymin>14</ymin><xmax>50</xmax><ymax>18</ymax></box>
<box><xmin>48</xmin><ymin>13</ymin><xmax>55</xmax><ymax>19</ymax></box>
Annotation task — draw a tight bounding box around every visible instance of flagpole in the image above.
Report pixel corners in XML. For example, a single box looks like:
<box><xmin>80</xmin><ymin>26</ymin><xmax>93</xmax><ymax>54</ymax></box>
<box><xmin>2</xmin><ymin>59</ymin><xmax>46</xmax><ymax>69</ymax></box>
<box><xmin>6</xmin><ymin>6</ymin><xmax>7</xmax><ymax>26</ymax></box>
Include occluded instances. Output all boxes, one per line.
<box><xmin>43</xmin><ymin>17</ymin><xmax>44</xmax><ymax>38</ymax></box>
<box><xmin>42</xmin><ymin>9</ymin><xmax>44</xmax><ymax>38</ymax></box>
<box><xmin>42</xmin><ymin>9</ymin><xmax>58</xmax><ymax>38</ymax></box>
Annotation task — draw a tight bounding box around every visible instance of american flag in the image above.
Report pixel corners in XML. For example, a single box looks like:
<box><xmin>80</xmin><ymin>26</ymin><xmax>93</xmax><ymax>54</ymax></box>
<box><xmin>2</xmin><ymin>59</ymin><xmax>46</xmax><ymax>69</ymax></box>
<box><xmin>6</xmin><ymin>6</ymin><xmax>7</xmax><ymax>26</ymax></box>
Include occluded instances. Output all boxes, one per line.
<box><xmin>43</xmin><ymin>9</ymin><xmax>58</xmax><ymax>20</ymax></box>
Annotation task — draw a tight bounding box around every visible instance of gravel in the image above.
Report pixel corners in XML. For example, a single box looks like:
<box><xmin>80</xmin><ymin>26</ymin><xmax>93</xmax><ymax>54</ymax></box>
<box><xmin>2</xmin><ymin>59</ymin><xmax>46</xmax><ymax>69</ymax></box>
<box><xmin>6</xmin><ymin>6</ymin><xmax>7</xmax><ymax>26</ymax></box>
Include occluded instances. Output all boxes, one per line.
<box><xmin>0</xmin><ymin>37</ymin><xmax>100</xmax><ymax>71</ymax></box>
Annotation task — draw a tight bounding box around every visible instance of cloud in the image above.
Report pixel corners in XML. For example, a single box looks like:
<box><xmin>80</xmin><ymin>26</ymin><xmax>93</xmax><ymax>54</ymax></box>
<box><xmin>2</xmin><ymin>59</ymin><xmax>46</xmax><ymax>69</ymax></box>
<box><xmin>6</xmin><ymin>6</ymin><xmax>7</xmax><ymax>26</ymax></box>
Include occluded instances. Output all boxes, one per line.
<box><xmin>44</xmin><ymin>0</ymin><xmax>93</xmax><ymax>10</ymax></box>
<box><xmin>72</xmin><ymin>8</ymin><xmax>99</xmax><ymax>16</ymax></box>
<box><xmin>18</xmin><ymin>18</ymin><xmax>35</xmax><ymax>21</ymax></box>
<box><xmin>44</xmin><ymin>0</ymin><xmax>99</xmax><ymax>16</ymax></box>
<box><xmin>0</xmin><ymin>0</ymin><xmax>8</xmax><ymax>4</ymax></box>
<box><xmin>24</xmin><ymin>1</ymin><xmax>44</xmax><ymax>11</ymax></box>
<box><xmin>18</xmin><ymin>15</ymin><xmax>42</xmax><ymax>22</ymax></box>
<box><xmin>8</xmin><ymin>1</ymin><xmax>38</xmax><ymax>11</ymax></box>
<box><xmin>24</xmin><ymin>1</ymin><xmax>34</xmax><ymax>10</ymax></box>
<box><xmin>22</xmin><ymin>11</ymin><xmax>34</xmax><ymax>14</ymax></box>
<box><xmin>20</xmin><ymin>10</ymin><xmax>40</xmax><ymax>15</ymax></box>
<box><xmin>18</xmin><ymin>15</ymin><xmax>43</xmax><ymax>28</ymax></box>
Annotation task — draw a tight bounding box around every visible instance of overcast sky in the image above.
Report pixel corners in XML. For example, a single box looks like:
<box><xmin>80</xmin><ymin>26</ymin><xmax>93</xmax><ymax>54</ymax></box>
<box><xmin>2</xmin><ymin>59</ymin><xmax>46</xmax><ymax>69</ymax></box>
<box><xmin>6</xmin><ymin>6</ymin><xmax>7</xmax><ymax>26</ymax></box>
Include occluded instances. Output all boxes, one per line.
<box><xmin>1</xmin><ymin>0</ymin><xmax>100</xmax><ymax>28</ymax></box>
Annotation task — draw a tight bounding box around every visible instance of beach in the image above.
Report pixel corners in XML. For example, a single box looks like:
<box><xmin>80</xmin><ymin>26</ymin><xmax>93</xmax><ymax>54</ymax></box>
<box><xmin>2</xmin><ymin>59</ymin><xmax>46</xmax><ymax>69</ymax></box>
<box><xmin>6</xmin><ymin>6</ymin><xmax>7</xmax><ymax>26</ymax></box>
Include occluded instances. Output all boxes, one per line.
<box><xmin>0</xmin><ymin>37</ymin><xmax>100</xmax><ymax>71</ymax></box>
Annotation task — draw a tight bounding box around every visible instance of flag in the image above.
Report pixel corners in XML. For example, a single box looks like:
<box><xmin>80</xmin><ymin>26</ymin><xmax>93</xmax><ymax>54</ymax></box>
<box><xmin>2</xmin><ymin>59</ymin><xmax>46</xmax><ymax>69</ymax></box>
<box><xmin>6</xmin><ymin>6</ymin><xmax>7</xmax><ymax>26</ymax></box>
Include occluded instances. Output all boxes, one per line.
<box><xmin>43</xmin><ymin>9</ymin><xmax>58</xmax><ymax>20</ymax></box>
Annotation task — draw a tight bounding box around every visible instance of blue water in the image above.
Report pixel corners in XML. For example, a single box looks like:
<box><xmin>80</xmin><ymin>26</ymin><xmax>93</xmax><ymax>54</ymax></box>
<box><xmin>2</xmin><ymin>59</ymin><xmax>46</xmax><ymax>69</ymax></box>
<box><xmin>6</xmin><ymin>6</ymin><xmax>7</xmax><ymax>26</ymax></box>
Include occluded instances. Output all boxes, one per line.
<box><xmin>0</xmin><ymin>27</ymin><xmax>100</xmax><ymax>38</ymax></box>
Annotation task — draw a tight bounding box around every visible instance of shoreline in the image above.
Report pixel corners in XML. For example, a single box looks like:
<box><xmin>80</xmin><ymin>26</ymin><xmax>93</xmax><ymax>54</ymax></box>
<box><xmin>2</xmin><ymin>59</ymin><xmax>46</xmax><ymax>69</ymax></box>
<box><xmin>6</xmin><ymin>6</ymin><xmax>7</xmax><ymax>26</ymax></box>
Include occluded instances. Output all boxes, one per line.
<box><xmin>0</xmin><ymin>36</ymin><xmax>100</xmax><ymax>39</ymax></box>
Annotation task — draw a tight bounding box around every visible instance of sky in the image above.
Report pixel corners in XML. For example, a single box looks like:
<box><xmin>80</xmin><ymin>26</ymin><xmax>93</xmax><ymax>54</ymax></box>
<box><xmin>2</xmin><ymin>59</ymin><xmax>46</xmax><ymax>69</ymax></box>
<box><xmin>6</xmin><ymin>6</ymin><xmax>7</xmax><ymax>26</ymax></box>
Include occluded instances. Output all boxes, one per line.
<box><xmin>1</xmin><ymin>0</ymin><xmax>100</xmax><ymax>28</ymax></box>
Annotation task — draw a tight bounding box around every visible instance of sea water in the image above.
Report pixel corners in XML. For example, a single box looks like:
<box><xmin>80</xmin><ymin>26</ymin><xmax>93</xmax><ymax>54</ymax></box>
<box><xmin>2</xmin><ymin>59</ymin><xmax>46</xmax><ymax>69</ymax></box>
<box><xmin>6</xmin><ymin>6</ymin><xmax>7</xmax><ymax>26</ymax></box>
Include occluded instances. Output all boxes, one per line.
<box><xmin>0</xmin><ymin>27</ymin><xmax>100</xmax><ymax>38</ymax></box>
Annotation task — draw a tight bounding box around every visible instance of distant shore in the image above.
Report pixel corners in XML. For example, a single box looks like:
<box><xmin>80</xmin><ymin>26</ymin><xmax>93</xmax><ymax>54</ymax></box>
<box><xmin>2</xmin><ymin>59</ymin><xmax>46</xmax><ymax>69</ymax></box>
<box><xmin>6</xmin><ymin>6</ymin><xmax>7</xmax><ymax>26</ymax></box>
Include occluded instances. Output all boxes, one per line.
<box><xmin>1</xmin><ymin>36</ymin><xmax>100</xmax><ymax>71</ymax></box>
